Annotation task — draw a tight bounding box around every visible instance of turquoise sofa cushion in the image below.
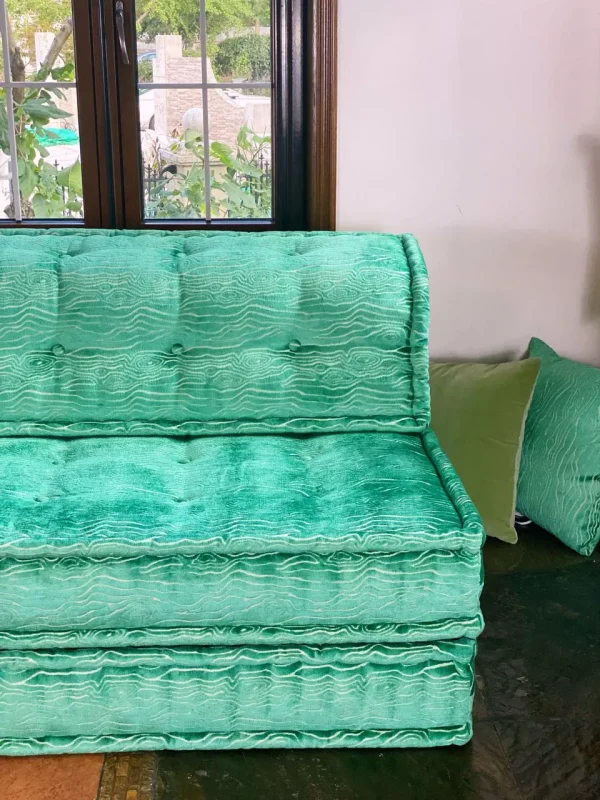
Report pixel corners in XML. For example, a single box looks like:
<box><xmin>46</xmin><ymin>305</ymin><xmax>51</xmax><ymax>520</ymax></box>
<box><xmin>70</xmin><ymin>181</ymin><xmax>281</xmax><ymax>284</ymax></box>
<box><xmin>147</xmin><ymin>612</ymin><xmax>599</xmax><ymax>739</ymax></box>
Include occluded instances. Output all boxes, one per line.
<box><xmin>0</xmin><ymin>230</ymin><xmax>430</xmax><ymax>435</ymax></box>
<box><xmin>0</xmin><ymin>431</ymin><xmax>484</xmax><ymax>649</ymax></box>
<box><xmin>0</xmin><ymin>430</ymin><xmax>482</xmax><ymax>558</ymax></box>
<box><xmin>0</xmin><ymin>640</ymin><xmax>476</xmax><ymax>755</ymax></box>
<box><xmin>0</xmin><ymin>228</ymin><xmax>483</xmax><ymax>754</ymax></box>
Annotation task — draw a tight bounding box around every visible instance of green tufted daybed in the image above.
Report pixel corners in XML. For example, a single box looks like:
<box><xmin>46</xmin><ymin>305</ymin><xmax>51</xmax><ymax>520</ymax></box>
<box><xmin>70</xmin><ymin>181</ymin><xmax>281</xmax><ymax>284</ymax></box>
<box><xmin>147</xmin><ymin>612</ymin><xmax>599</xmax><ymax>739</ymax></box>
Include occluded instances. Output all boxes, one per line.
<box><xmin>0</xmin><ymin>230</ymin><xmax>484</xmax><ymax>755</ymax></box>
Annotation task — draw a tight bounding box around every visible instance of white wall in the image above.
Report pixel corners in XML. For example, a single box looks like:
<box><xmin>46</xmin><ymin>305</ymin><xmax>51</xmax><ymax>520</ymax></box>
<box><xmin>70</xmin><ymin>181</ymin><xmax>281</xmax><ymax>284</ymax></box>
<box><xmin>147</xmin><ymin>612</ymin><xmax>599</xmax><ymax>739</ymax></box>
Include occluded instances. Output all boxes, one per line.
<box><xmin>337</xmin><ymin>0</ymin><xmax>600</xmax><ymax>365</ymax></box>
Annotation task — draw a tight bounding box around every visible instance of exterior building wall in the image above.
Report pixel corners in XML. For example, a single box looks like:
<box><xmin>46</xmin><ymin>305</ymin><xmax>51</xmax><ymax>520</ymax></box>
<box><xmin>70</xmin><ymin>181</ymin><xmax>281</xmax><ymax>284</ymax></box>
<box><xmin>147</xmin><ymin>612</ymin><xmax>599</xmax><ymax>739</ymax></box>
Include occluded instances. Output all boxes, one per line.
<box><xmin>153</xmin><ymin>36</ymin><xmax>245</xmax><ymax>148</ymax></box>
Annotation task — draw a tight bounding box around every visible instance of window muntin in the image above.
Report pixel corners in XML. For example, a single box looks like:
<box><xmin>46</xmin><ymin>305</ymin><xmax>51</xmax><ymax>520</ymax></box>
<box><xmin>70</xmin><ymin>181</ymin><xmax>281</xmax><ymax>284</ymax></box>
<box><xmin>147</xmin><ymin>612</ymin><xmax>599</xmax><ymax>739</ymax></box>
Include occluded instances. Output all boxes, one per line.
<box><xmin>135</xmin><ymin>0</ymin><xmax>273</xmax><ymax>221</ymax></box>
<box><xmin>0</xmin><ymin>0</ymin><xmax>83</xmax><ymax>221</ymax></box>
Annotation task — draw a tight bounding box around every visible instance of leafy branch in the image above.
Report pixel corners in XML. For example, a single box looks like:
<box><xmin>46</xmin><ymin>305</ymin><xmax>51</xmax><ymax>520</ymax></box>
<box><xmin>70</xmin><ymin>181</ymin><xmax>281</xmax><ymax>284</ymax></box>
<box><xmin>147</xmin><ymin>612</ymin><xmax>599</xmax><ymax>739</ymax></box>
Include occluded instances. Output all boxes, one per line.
<box><xmin>145</xmin><ymin>126</ymin><xmax>271</xmax><ymax>219</ymax></box>
<box><xmin>0</xmin><ymin>14</ymin><xmax>80</xmax><ymax>218</ymax></box>
<box><xmin>0</xmin><ymin>5</ymin><xmax>271</xmax><ymax>220</ymax></box>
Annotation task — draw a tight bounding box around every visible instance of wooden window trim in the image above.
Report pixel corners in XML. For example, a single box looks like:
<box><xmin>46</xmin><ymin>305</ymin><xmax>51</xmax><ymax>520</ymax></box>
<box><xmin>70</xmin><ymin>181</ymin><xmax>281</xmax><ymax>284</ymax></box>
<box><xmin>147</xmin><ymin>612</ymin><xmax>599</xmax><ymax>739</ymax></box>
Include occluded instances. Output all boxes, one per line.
<box><xmin>307</xmin><ymin>0</ymin><xmax>337</xmax><ymax>231</ymax></box>
<box><xmin>75</xmin><ymin>0</ymin><xmax>114</xmax><ymax>228</ymax></box>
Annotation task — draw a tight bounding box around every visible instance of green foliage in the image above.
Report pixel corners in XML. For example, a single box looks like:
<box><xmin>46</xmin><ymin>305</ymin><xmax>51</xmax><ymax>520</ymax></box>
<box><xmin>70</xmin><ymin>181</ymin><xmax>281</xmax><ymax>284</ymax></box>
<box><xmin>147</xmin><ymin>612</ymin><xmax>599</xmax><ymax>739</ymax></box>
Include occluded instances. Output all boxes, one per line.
<box><xmin>213</xmin><ymin>34</ymin><xmax>270</xmax><ymax>82</ymax></box>
<box><xmin>0</xmin><ymin>0</ymin><xmax>272</xmax><ymax>221</ymax></box>
<box><xmin>1</xmin><ymin>68</ymin><xmax>270</xmax><ymax>220</ymax></box>
<box><xmin>6</xmin><ymin>0</ymin><xmax>72</xmax><ymax>28</ymax></box>
<box><xmin>137</xmin><ymin>0</ymin><xmax>270</xmax><ymax>46</ymax></box>
<box><xmin>137</xmin><ymin>59</ymin><xmax>154</xmax><ymax>83</ymax></box>
<box><xmin>145</xmin><ymin>126</ymin><xmax>271</xmax><ymax>220</ymax></box>
<box><xmin>212</xmin><ymin>126</ymin><xmax>271</xmax><ymax>218</ymax></box>
<box><xmin>0</xmin><ymin>74</ymin><xmax>83</xmax><ymax>218</ymax></box>
<box><xmin>6</xmin><ymin>0</ymin><xmax>74</xmax><ymax>65</ymax></box>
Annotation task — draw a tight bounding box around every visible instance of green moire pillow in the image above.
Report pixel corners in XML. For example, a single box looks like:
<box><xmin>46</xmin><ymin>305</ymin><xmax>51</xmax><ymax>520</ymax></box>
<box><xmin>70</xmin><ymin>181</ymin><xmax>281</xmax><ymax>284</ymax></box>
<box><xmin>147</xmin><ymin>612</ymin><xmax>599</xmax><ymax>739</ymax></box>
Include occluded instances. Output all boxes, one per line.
<box><xmin>430</xmin><ymin>360</ymin><xmax>541</xmax><ymax>543</ymax></box>
<box><xmin>518</xmin><ymin>338</ymin><xmax>600</xmax><ymax>556</ymax></box>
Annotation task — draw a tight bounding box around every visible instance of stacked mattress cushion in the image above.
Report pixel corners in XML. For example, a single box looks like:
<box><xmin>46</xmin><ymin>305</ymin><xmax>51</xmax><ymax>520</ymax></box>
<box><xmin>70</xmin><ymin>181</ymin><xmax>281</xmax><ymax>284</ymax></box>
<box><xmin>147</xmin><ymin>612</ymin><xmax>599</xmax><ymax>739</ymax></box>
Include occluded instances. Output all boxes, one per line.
<box><xmin>0</xmin><ymin>230</ymin><xmax>484</xmax><ymax>754</ymax></box>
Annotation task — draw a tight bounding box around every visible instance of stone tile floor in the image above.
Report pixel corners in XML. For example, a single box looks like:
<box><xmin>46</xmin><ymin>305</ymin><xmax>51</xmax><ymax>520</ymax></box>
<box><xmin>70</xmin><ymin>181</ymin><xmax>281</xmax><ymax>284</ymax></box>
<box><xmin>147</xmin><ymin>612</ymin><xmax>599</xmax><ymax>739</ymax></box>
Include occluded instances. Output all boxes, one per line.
<box><xmin>1</xmin><ymin>526</ymin><xmax>598</xmax><ymax>800</ymax></box>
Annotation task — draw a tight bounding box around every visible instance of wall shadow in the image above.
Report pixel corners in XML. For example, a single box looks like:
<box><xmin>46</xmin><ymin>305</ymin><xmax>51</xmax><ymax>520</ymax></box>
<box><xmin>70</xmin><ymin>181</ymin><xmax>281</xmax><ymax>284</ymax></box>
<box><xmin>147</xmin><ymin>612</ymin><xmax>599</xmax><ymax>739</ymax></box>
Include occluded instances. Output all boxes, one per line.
<box><xmin>579</xmin><ymin>135</ymin><xmax>600</xmax><ymax>335</ymax></box>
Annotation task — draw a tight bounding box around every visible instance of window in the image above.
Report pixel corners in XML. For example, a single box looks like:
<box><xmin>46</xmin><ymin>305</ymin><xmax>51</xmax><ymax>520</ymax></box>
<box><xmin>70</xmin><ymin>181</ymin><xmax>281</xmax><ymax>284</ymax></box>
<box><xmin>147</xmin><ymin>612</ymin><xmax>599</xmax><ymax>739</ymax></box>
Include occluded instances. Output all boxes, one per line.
<box><xmin>0</xmin><ymin>0</ymin><xmax>84</xmax><ymax>221</ymax></box>
<box><xmin>0</xmin><ymin>0</ymin><xmax>336</xmax><ymax>230</ymax></box>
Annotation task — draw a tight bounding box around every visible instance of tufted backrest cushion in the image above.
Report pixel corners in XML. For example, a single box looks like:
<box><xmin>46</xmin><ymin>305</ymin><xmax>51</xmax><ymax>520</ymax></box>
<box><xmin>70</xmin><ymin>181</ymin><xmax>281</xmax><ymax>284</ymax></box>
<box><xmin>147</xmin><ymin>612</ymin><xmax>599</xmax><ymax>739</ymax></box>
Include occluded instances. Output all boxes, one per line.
<box><xmin>0</xmin><ymin>230</ymin><xmax>430</xmax><ymax>436</ymax></box>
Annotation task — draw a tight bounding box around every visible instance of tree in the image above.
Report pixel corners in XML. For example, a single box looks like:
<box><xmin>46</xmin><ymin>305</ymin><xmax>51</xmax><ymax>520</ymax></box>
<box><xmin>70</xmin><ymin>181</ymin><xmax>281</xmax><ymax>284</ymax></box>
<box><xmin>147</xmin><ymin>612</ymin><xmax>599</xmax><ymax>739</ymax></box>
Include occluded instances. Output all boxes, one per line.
<box><xmin>137</xmin><ymin>0</ymin><xmax>271</xmax><ymax>46</ymax></box>
<box><xmin>1</xmin><ymin>3</ymin><xmax>78</xmax><ymax>217</ymax></box>
<box><xmin>214</xmin><ymin>34</ymin><xmax>270</xmax><ymax>82</ymax></box>
<box><xmin>5</xmin><ymin>0</ymin><xmax>74</xmax><ymax>70</ymax></box>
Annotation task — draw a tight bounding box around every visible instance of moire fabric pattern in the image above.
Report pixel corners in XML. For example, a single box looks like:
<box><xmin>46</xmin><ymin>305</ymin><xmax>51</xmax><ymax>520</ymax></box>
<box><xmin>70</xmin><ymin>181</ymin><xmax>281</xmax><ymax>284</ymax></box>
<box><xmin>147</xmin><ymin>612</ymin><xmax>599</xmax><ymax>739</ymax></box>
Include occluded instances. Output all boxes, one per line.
<box><xmin>0</xmin><ymin>230</ymin><xmax>430</xmax><ymax>435</ymax></box>
<box><xmin>518</xmin><ymin>338</ymin><xmax>600</xmax><ymax>555</ymax></box>
<box><xmin>0</xmin><ymin>229</ymin><xmax>483</xmax><ymax>753</ymax></box>
<box><xmin>0</xmin><ymin>617</ymin><xmax>485</xmax><ymax>652</ymax></box>
<box><xmin>0</xmin><ymin>550</ymin><xmax>482</xmax><ymax>639</ymax></box>
<box><xmin>0</xmin><ymin>431</ymin><xmax>483</xmax><ymax>647</ymax></box>
<box><xmin>0</xmin><ymin>726</ymin><xmax>474</xmax><ymax>756</ymax></box>
<box><xmin>0</xmin><ymin>641</ymin><xmax>476</xmax><ymax>755</ymax></box>
<box><xmin>0</xmin><ymin>431</ymin><xmax>482</xmax><ymax>558</ymax></box>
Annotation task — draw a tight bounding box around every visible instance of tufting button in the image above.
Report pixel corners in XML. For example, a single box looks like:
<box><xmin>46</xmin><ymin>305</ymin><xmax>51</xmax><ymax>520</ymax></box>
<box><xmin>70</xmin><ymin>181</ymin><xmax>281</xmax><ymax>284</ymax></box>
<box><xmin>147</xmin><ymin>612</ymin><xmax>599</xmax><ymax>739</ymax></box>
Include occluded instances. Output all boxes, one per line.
<box><xmin>288</xmin><ymin>339</ymin><xmax>301</xmax><ymax>353</ymax></box>
<box><xmin>51</xmin><ymin>344</ymin><xmax>65</xmax><ymax>356</ymax></box>
<box><xmin>171</xmin><ymin>343</ymin><xmax>185</xmax><ymax>355</ymax></box>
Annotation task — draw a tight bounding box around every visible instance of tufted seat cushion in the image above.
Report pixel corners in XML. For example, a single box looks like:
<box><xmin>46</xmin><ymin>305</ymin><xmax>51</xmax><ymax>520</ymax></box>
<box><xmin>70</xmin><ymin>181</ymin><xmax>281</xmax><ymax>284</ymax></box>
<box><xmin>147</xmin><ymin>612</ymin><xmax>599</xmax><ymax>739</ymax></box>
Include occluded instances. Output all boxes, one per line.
<box><xmin>0</xmin><ymin>428</ymin><xmax>483</xmax><ymax>756</ymax></box>
<box><xmin>0</xmin><ymin>230</ymin><xmax>430</xmax><ymax>436</ymax></box>
<box><xmin>0</xmin><ymin>430</ymin><xmax>483</xmax><ymax>649</ymax></box>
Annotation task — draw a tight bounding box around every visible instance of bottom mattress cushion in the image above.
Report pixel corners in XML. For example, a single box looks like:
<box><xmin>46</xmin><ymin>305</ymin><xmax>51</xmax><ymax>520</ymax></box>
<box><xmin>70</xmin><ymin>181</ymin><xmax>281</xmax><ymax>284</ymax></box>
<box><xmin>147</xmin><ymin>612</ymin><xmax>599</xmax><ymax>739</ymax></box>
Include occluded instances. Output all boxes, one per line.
<box><xmin>0</xmin><ymin>431</ymin><xmax>484</xmax><ymax>648</ymax></box>
<box><xmin>0</xmin><ymin>639</ymin><xmax>476</xmax><ymax>755</ymax></box>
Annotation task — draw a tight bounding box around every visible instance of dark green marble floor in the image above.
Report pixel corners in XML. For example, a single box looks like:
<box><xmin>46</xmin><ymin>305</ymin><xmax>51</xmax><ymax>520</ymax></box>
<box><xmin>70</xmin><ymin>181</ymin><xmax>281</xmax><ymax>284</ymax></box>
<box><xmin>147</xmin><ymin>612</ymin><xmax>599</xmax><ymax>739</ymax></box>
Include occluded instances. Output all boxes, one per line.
<box><xmin>104</xmin><ymin>527</ymin><xmax>600</xmax><ymax>800</ymax></box>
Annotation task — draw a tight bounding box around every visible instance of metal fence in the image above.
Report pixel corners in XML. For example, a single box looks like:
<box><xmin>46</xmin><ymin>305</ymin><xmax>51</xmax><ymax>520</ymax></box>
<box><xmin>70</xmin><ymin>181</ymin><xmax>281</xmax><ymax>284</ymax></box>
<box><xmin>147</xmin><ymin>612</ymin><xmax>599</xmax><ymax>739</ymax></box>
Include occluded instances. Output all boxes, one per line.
<box><xmin>53</xmin><ymin>158</ymin><xmax>77</xmax><ymax>217</ymax></box>
<box><xmin>143</xmin><ymin>152</ymin><xmax>271</xmax><ymax>218</ymax></box>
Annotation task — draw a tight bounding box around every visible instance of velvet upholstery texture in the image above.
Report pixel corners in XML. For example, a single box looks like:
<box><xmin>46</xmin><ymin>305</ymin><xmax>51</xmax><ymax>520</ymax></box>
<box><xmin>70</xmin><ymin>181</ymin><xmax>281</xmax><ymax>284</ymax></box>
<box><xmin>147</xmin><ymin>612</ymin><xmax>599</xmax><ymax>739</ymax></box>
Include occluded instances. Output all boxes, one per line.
<box><xmin>430</xmin><ymin>359</ymin><xmax>541</xmax><ymax>543</ymax></box>
<box><xmin>0</xmin><ymin>230</ymin><xmax>430</xmax><ymax>435</ymax></box>
<box><xmin>0</xmin><ymin>431</ymin><xmax>482</xmax><ymax>558</ymax></box>
<box><xmin>0</xmin><ymin>431</ymin><xmax>484</xmax><ymax>648</ymax></box>
<box><xmin>0</xmin><ymin>230</ymin><xmax>484</xmax><ymax>754</ymax></box>
<box><xmin>518</xmin><ymin>338</ymin><xmax>600</xmax><ymax>555</ymax></box>
<box><xmin>0</xmin><ymin>641</ymin><xmax>476</xmax><ymax>756</ymax></box>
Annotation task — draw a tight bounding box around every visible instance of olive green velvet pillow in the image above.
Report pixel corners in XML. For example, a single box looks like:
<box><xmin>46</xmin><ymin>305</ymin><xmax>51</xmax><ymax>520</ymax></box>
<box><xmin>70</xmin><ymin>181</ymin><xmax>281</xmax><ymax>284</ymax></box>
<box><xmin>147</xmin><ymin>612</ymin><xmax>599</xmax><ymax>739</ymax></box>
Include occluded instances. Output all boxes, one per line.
<box><xmin>517</xmin><ymin>338</ymin><xmax>600</xmax><ymax>556</ymax></box>
<box><xmin>430</xmin><ymin>360</ymin><xmax>541</xmax><ymax>543</ymax></box>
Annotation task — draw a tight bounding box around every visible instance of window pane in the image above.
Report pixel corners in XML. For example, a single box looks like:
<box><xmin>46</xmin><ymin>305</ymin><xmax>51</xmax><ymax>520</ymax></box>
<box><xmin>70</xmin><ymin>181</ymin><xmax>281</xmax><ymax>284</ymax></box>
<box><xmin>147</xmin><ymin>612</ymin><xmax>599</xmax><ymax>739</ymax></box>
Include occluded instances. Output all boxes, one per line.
<box><xmin>136</xmin><ymin>8</ymin><xmax>202</xmax><ymax>86</ymax></box>
<box><xmin>208</xmin><ymin>88</ymin><xmax>271</xmax><ymax>220</ymax></box>
<box><xmin>1</xmin><ymin>0</ymin><xmax>82</xmax><ymax>220</ymax></box>
<box><xmin>0</xmin><ymin>95</ymin><xmax>15</xmax><ymax>219</ymax></box>
<box><xmin>141</xmin><ymin>88</ymin><xmax>207</xmax><ymax>220</ymax></box>
<box><xmin>27</xmin><ymin>89</ymin><xmax>83</xmax><ymax>219</ymax></box>
<box><xmin>141</xmin><ymin>87</ymin><xmax>271</xmax><ymax>221</ymax></box>
<box><xmin>138</xmin><ymin>33</ymin><xmax>202</xmax><ymax>87</ymax></box>
<box><xmin>208</xmin><ymin>2</ymin><xmax>271</xmax><ymax>85</ymax></box>
<box><xmin>135</xmin><ymin>3</ymin><xmax>272</xmax><ymax>222</ymax></box>
<box><xmin>6</xmin><ymin>1</ymin><xmax>75</xmax><ymax>82</ymax></box>
<box><xmin>136</xmin><ymin>4</ymin><xmax>271</xmax><ymax>87</ymax></box>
